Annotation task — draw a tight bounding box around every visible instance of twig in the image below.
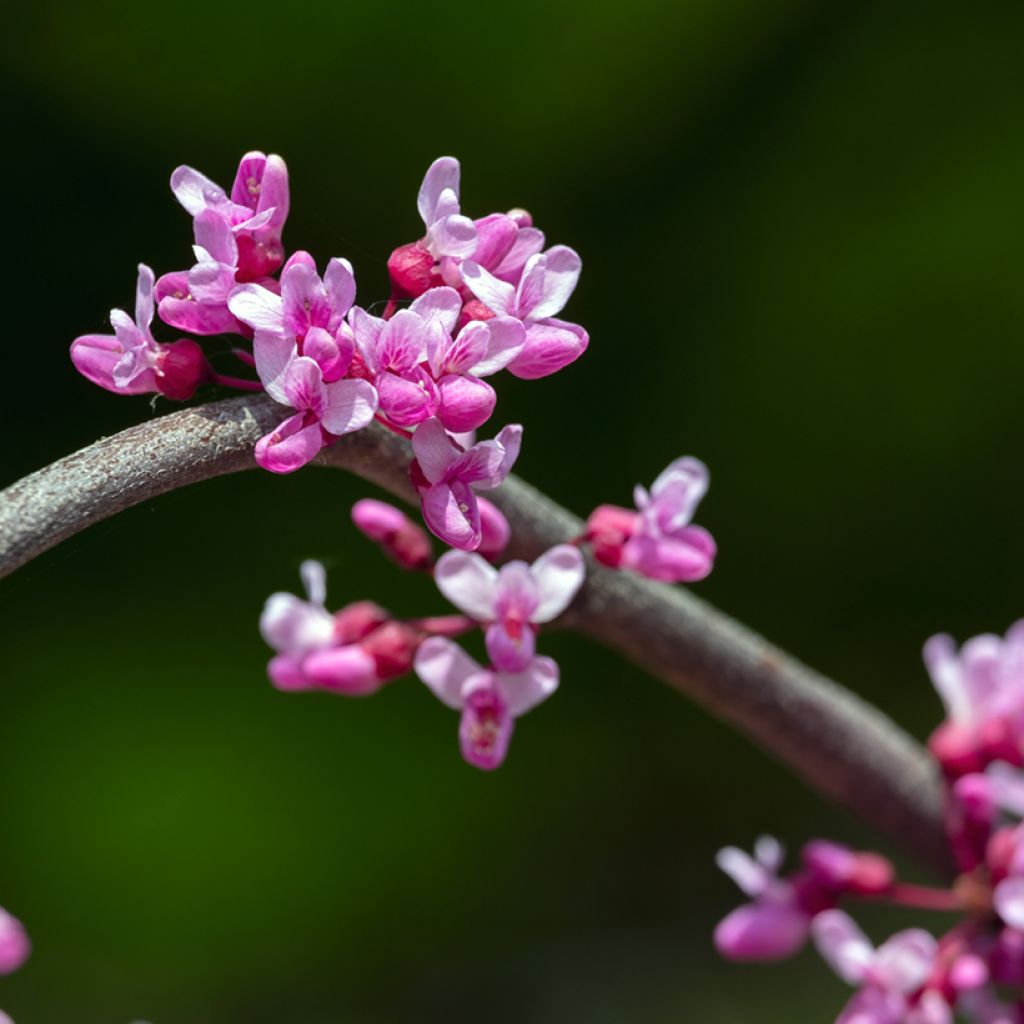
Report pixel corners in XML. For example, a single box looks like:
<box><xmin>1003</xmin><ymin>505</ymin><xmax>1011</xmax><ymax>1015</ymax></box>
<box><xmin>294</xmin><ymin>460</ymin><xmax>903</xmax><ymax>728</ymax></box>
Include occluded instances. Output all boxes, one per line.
<box><xmin>0</xmin><ymin>395</ymin><xmax>948</xmax><ymax>869</ymax></box>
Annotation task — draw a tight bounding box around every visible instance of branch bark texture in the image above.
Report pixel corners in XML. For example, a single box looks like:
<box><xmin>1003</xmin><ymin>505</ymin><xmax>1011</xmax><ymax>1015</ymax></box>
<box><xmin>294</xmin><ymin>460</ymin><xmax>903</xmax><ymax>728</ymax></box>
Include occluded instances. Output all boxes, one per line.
<box><xmin>0</xmin><ymin>395</ymin><xmax>948</xmax><ymax>869</ymax></box>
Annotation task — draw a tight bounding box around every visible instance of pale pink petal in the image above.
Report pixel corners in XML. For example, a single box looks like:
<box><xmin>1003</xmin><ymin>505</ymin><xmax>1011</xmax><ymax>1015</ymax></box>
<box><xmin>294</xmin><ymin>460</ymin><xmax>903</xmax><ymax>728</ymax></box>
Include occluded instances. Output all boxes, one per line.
<box><xmin>193</xmin><ymin>209</ymin><xmax>238</xmax><ymax>266</ymax></box>
<box><xmin>449</xmin><ymin>442</ymin><xmax>507</xmax><ymax>487</ymax></box>
<box><xmin>461</xmin><ymin>261</ymin><xmax>517</xmax><ymax>316</ymax></box>
<box><xmin>995</xmin><ymin>877</ymin><xmax>1024</xmax><ymax>930</ymax></box>
<box><xmin>410</xmin><ymin>286</ymin><xmax>462</xmax><ymax>334</ymax></box>
<box><xmin>412</xmin><ymin>418</ymin><xmax>460</xmax><ymax>484</ymax></box>
<box><xmin>715</xmin><ymin>846</ymin><xmax>771</xmax><ymax>897</ymax></box>
<box><xmin>417</xmin><ymin>157</ymin><xmax>461</xmax><ymax>227</ymax></box>
<box><xmin>496</xmin><ymin>656</ymin><xmax>559</xmax><ymax>716</ymax></box>
<box><xmin>714</xmin><ymin>902</ymin><xmax>809</xmax><ymax>962</ymax></box>
<box><xmin>621</xmin><ymin>532</ymin><xmax>715</xmax><ymax>583</ymax></box>
<box><xmin>414</xmin><ymin>635</ymin><xmax>483</xmax><ymax>709</ymax></box>
<box><xmin>486</xmin><ymin>621</ymin><xmax>536</xmax><ymax>673</ymax></box>
<box><xmin>434</xmin><ymin>551</ymin><xmax>499</xmax><ymax>620</ymax></box>
<box><xmin>253</xmin><ymin>331</ymin><xmax>297</xmax><ymax>404</ymax></box>
<box><xmin>300</xmin><ymin>559</ymin><xmax>327</xmax><ymax>605</ymax></box>
<box><xmin>188</xmin><ymin>259</ymin><xmax>236</xmax><ymax>305</ymax></box>
<box><xmin>349</xmin><ymin>306</ymin><xmax>385</xmax><ymax>374</ymax></box>
<box><xmin>754</xmin><ymin>835</ymin><xmax>786</xmax><ymax>874</ymax></box>
<box><xmin>228</xmin><ymin>284</ymin><xmax>285</xmax><ymax>334</ymax></box>
<box><xmin>515</xmin><ymin>246</ymin><xmax>581</xmax><ymax>320</ymax></box>
<box><xmin>323</xmin><ymin>258</ymin><xmax>356</xmax><ymax>328</ymax></box>
<box><xmin>254</xmin><ymin>413</ymin><xmax>324</xmax><ymax>474</ymax></box>
<box><xmin>495</xmin><ymin>423</ymin><xmax>522</xmax><ymax>472</ymax></box>
<box><xmin>439</xmin><ymin>321</ymin><xmax>490</xmax><ymax>375</ymax></box>
<box><xmin>436</xmin><ymin>374</ymin><xmax>496</xmax><ymax>433</ymax></box>
<box><xmin>508</xmin><ymin>318</ymin><xmax>588</xmax><ymax>379</ymax></box>
<box><xmin>647</xmin><ymin>456</ymin><xmax>710</xmax><ymax>530</ymax></box>
<box><xmin>874</xmin><ymin>929</ymin><xmax>938</xmax><ymax>995</ymax></box>
<box><xmin>134</xmin><ymin>264</ymin><xmax>156</xmax><ymax>333</ymax></box>
<box><xmin>467</xmin><ymin>316</ymin><xmax>526</xmax><ymax>376</ymax></box>
<box><xmin>530</xmin><ymin>544</ymin><xmax>585</xmax><ymax>622</ymax></box>
<box><xmin>320</xmin><ymin>379</ymin><xmax>378</xmax><ymax>436</ymax></box>
<box><xmin>811</xmin><ymin>909</ymin><xmax>874</xmax><ymax>985</ymax></box>
<box><xmin>0</xmin><ymin>909</ymin><xmax>30</xmax><ymax>975</ymax></box>
<box><xmin>260</xmin><ymin>592</ymin><xmax>334</xmax><ymax>653</ymax></box>
<box><xmin>170</xmin><ymin>165</ymin><xmax>227</xmax><ymax>216</ymax></box>
<box><xmin>70</xmin><ymin>335</ymin><xmax>158</xmax><ymax>395</ymax></box>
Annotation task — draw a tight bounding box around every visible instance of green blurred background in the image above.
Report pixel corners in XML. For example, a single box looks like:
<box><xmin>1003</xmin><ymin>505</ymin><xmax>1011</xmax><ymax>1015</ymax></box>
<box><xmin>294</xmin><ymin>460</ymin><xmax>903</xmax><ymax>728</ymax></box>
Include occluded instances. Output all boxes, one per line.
<box><xmin>2</xmin><ymin>1</ymin><xmax>1023</xmax><ymax>1020</ymax></box>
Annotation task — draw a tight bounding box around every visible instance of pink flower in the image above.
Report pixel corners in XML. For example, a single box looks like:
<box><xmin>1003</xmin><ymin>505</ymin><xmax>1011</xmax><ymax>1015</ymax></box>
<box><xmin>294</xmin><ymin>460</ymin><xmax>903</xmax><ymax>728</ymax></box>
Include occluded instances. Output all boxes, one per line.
<box><xmin>440</xmin><ymin>211</ymin><xmax>547</xmax><ymax>291</ymax></box>
<box><xmin>169</xmin><ymin>151</ymin><xmax>289</xmax><ymax>280</ymax></box>
<box><xmin>924</xmin><ymin>623</ymin><xmax>1024</xmax><ymax>778</ymax></box>
<box><xmin>349</xmin><ymin>289</ymin><xmax>459</xmax><ymax>428</ymax></box>
<box><xmin>477</xmin><ymin>498</ymin><xmax>511</xmax><ymax>560</ymax></box>
<box><xmin>259</xmin><ymin>562</ymin><xmax>416</xmax><ymax>695</ymax></box>
<box><xmin>387</xmin><ymin>157</ymin><xmax>477</xmax><ymax>299</ymax></box>
<box><xmin>229</xmin><ymin>256</ymin><xmax>378</xmax><ymax>473</ymax></box>
<box><xmin>413</xmin><ymin>636</ymin><xmax>558</xmax><ymax>770</ymax></box>
<box><xmin>351</xmin><ymin>499</ymin><xmax>433</xmax><ymax>571</ymax></box>
<box><xmin>0</xmin><ymin>908</ymin><xmax>29</xmax><ymax>975</ymax></box>
<box><xmin>586</xmin><ymin>457</ymin><xmax>716</xmax><ymax>583</ymax></box>
<box><xmin>461</xmin><ymin>245</ymin><xmax>588</xmax><ymax>379</ymax></box>
<box><xmin>434</xmin><ymin>545</ymin><xmax>585</xmax><ymax>671</ymax></box>
<box><xmin>811</xmin><ymin>910</ymin><xmax>946</xmax><ymax>1024</ymax></box>
<box><xmin>71</xmin><ymin>264</ymin><xmax>208</xmax><ymax>400</ymax></box>
<box><xmin>410</xmin><ymin>417</ymin><xmax>522</xmax><ymax>550</ymax></box>
<box><xmin>714</xmin><ymin>837</ymin><xmax>815</xmax><ymax>961</ymax></box>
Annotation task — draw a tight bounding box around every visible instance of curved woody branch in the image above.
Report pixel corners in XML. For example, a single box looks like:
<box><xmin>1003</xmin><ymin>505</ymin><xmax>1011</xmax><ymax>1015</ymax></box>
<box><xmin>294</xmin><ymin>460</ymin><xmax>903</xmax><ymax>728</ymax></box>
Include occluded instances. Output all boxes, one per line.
<box><xmin>0</xmin><ymin>394</ymin><xmax>948</xmax><ymax>869</ymax></box>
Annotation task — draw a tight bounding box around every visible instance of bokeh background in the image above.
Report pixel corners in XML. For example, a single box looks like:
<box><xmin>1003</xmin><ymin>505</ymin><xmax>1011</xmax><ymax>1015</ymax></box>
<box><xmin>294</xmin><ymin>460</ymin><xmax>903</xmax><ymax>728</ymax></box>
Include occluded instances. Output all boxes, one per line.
<box><xmin>2</xmin><ymin>1</ymin><xmax>1023</xmax><ymax>1020</ymax></box>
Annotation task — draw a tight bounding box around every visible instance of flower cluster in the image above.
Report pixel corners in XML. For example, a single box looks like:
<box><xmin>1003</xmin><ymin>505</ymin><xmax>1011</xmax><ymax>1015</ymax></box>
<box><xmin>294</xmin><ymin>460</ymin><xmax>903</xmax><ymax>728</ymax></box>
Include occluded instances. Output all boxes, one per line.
<box><xmin>716</xmin><ymin>622</ymin><xmax>1024</xmax><ymax>1023</ymax></box>
<box><xmin>70</xmin><ymin>152</ymin><xmax>590</xmax><ymax>553</ymax></box>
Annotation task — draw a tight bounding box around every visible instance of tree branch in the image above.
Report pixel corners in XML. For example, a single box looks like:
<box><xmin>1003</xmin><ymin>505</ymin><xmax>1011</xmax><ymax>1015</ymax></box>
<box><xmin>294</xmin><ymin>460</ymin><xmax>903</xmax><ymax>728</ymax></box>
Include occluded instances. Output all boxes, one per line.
<box><xmin>0</xmin><ymin>395</ymin><xmax>948</xmax><ymax>869</ymax></box>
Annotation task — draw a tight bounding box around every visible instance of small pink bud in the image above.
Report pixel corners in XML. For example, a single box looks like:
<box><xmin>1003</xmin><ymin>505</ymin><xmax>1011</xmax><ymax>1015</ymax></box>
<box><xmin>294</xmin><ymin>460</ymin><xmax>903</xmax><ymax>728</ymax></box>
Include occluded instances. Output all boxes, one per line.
<box><xmin>929</xmin><ymin>720</ymin><xmax>984</xmax><ymax>779</ymax></box>
<box><xmin>157</xmin><ymin>338</ymin><xmax>209</xmax><ymax>400</ymax></box>
<box><xmin>333</xmin><ymin>601</ymin><xmax>392</xmax><ymax>645</ymax></box>
<box><xmin>477</xmin><ymin>499</ymin><xmax>511</xmax><ymax>560</ymax></box>
<box><xmin>990</xmin><ymin>927</ymin><xmax>1024</xmax><ymax>986</ymax></box>
<box><xmin>361</xmin><ymin>621</ymin><xmax>422</xmax><ymax>681</ymax></box>
<box><xmin>457</xmin><ymin>298</ymin><xmax>496</xmax><ymax>331</ymax></box>
<box><xmin>302</xmin><ymin>645</ymin><xmax>381</xmax><ymax>696</ymax></box>
<box><xmin>387</xmin><ymin>242</ymin><xmax>438</xmax><ymax>299</ymax></box>
<box><xmin>846</xmin><ymin>852</ymin><xmax>895</xmax><ymax>895</ymax></box>
<box><xmin>713</xmin><ymin>902</ymin><xmax>809</xmax><ymax>962</ymax></box>
<box><xmin>0</xmin><ymin>909</ymin><xmax>30</xmax><ymax>975</ymax></box>
<box><xmin>585</xmin><ymin>505</ymin><xmax>639</xmax><ymax>568</ymax></box>
<box><xmin>987</xmin><ymin>825</ymin><xmax>1018</xmax><ymax>884</ymax></box>
<box><xmin>351</xmin><ymin>499</ymin><xmax>433</xmax><ymax>571</ymax></box>
<box><xmin>235</xmin><ymin>234</ymin><xmax>285</xmax><ymax>280</ymax></box>
<box><xmin>980</xmin><ymin>716</ymin><xmax>1024</xmax><ymax>769</ymax></box>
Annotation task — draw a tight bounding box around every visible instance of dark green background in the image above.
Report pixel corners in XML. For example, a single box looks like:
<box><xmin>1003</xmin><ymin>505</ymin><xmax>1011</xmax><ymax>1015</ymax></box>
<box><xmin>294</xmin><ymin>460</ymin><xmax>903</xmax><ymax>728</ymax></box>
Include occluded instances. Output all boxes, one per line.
<box><xmin>2</xmin><ymin>1</ymin><xmax>1022</xmax><ymax>1020</ymax></box>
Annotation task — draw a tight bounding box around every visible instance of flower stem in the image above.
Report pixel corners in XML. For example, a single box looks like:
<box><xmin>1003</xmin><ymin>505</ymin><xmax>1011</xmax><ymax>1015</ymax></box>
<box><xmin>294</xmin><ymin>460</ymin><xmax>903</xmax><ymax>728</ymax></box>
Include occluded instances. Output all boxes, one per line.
<box><xmin>209</xmin><ymin>372</ymin><xmax>264</xmax><ymax>393</ymax></box>
<box><xmin>374</xmin><ymin>415</ymin><xmax>414</xmax><ymax>440</ymax></box>
<box><xmin>875</xmin><ymin>882</ymin><xmax>964</xmax><ymax>912</ymax></box>
<box><xmin>231</xmin><ymin>348</ymin><xmax>257</xmax><ymax>368</ymax></box>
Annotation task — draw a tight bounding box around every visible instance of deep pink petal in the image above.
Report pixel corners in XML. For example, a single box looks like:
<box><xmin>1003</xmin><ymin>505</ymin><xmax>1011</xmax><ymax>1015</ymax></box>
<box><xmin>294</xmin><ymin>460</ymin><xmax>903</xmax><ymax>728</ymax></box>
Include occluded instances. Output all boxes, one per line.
<box><xmin>302</xmin><ymin>326</ymin><xmax>350</xmax><ymax>381</ymax></box>
<box><xmin>508</xmin><ymin>318</ymin><xmax>588</xmax><ymax>379</ymax></box>
<box><xmin>159</xmin><ymin>295</ymin><xmax>243</xmax><ymax>336</ymax></box>
<box><xmin>715</xmin><ymin>902</ymin><xmax>809</xmax><ymax>962</ymax></box>
<box><xmin>486</xmin><ymin>621</ymin><xmax>536</xmax><ymax>673</ymax></box>
<box><xmin>254</xmin><ymin>413</ymin><xmax>324</xmax><ymax>474</ymax></box>
<box><xmin>420</xmin><ymin>480</ymin><xmax>481</xmax><ymax>550</ymax></box>
<box><xmin>493</xmin><ymin>227</ymin><xmax>546</xmax><ymax>282</ymax></box>
<box><xmin>256</xmin><ymin>154</ymin><xmax>290</xmax><ymax>230</ymax></box>
<box><xmin>459</xmin><ymin>678</ymin><xmax>513</xmax><ymax>770</ymax></box>
<box><xmin>377</xmin><ymin>370</ymin><xmax>435</xmax><ymax>428</ymax></box>
<box><xmin>471</xmin><ymin>213</ymin><xmax>518</xmax><ymax>270</ymax></box>
<box><xmin>267</xmin><ymin>653</ymin><xmax>315</xmax><ymax>692</ymax></box>
<box><xmin>436</xmin><ymin>374</ymin><xmax>496</xmax><ymax>433</ymax></box>
<box><xmin>282</xmin><ymin>263</ymin><xmax>331</xmax><ymax>337</ymax></box>
<box><xmin>303</xmin><ymin>645</ymin><xmax>382</xmax><ymax>695</ymax></box>
<box><xmin>70</xmin><ymin>335</ymin><xmax>158</xmax><ymax>395</ymax></box>
<box><xmin>477</xmin><ymin>499</ymin><xmax>511</xmax><ymax>559</ymax></box>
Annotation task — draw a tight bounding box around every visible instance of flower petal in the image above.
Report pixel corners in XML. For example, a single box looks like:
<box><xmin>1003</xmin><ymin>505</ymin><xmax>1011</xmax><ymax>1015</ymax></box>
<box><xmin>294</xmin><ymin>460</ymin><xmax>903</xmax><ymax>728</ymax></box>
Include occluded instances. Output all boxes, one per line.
<box><xmin>170</xmin><ymin>164</ymin><xmax>227</xmax><ymax>216</ymax></box>
<box><xmin>434</xmin><ymin>551</ymin><xmax>499</xmax><ymax>620</ymax></box>
<box><xmin>811</xmin><ymin>909</ymin><xmax>874</xmax><ymax>985</ymax></box>
<box><xmin>320</xmin><ymin>379</ymin><xmax>378</xmax><ymax>436</ymax></box>
<box><xmin>496</xmin><ymin>655</ymin><xmax>559</xmax><ymax>716</ymax></box>
<box><xmin>410</xmin><ymin>286</ymin><xmax>462</xmax><ymax>334</ymax></box>
<box><xmin>254</xmin><ymin>413</ymin><xmax>324</xmax><ymax>474</ymax></box>
<box><xmin>461</xmin><ymin>261</ymin><xmax>517</xmax><ymax>316</ymax></box>
<box><xmin>486</xmin><ymin>621</ymin><xmax>536</xmax><ymax>673</ymax></box>
<box><xmin>714</xmin><ymin>902</ymin><xmax>809</xmax><ymax>962</ymax></box>
<box><xmin>414</xmin><ymin>635</ymin><xmax>482</xmax><ymax>709</ymax></box>
<box><xmin>436</xmin><ymin>374</ymin><xmax>496</xmax><ymax>433</ymax></box>
<box><xmin>420</xmin><ymin>480</ymin><xmax>481</xmax><ymax>550</ymax></box>
<box><xmin>412</xmin><ymin>418</ymin><xmax>459</xmax><ymax>484</ymax></box>
<box><xmin>508</xmin><ymin>318</ymin><xmax>588</xmax><ymax>379</ymax></box>
<box><xmin>467</xmin><ymin>316</ymin><xmax>526</xmax><ymax>377</ymax></box>
<box><xmin>229</xmin><ymin>283</ymin><xmax>285</xmax><ymax>334</ymax></box>
<box><xmin>530</xmin><ymin>545</ymin><xmax>586</xmax><ymax>622</ymax></box>
<box><xmin>253</xmin><ymin>331</ymin><xmax>297</xmax><ymax>404</ymax></box>
<box><xmin>417</xmin><ymin>157</ymin><xmax>461</xmax><ymax>227</ymax></box>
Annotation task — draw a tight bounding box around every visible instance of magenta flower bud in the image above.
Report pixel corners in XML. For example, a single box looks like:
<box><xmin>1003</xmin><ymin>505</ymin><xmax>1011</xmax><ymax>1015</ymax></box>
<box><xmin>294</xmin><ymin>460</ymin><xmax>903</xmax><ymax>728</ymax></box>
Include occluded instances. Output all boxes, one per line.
<box><xmin>990</xmin><ymin>927</ymin><xmax>1024</xmax><ymax>987</ymax></box>
<box><xmin>352</xmin><ymin>499</ymin><xmax>433</xmax><ymax>571</ymax></box>
<box><xmin>948</xmin><ymin>953</ymin><xmax>989</xmax><ymax>993</ymax></box>
<box><xmin>585</xmin><ymin>504</ymin><xmax>639</xmax><ymax>568</ymax></box>
<box><xmin>156</xmin><ymin>338</ymin><xmax>209</xmax><ymax>400</ymax></box>
<box><xmin>0</xmin><ymin>909</ymin><xmax>29</xmax><ymax>975</ymax></box>
<box><xmin>302</xmin><ymin>645</ymin><xmax>382</xmax><ymax>696</ymax></box>
<box><xmin>477</xmin><ymin>499</ymin><xmax>511</xmax><ymax>559</ymax></box>
<box><xmin>456</xmin><ymin>299</ymin><xmax>496</xmax><ymax>331</ymax></box>
<box><xmin>267</xmin><ymin>653</ymin><xmax>315</xmax><ymax>692</ymax></box>
<box><xmin>459</xmin><ymin>683</ymin><xmax>514</xmax><ymax>771</ymax></box>
<box><xmin>801</xmin><ymin>841</ymin><xmax>894</xmax><ymax>897</ymax></box>
<box><xmin>387</xmin><ymin>241</ymin><xmax>438</xmax><ymax>300</ymax></box>
<box><xmin>713</xmin><ymin>901</ymin><xmax>810</xmax><ymax>962</ymax></box>
<box><xmin>360</xmin><ymin>620</ymin><xmax>423</xmax><ymax>681</ymax></box>
<box><xmin>987</xmin><ymin>825</ymin><xmax>1018</xmax><ymax>884</ymax></box>
<box><xmin>929</xmin><ymin>719</ymin><xmax>984</xmax><ymax>780</ymax></box>
<box><xmin>948</xmin><ymin>773</ymin><xmax>998</xmax><ymax>872</ymax></box>
<box><xmin>333</xmin><ymin>600</ymin><xmax>392</xmax><ymax>645</ymax></box>
<box><xmin>980</xmin><ymin>716</ymin><xmax>1024</xmax><ymax>769</ymax></box>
